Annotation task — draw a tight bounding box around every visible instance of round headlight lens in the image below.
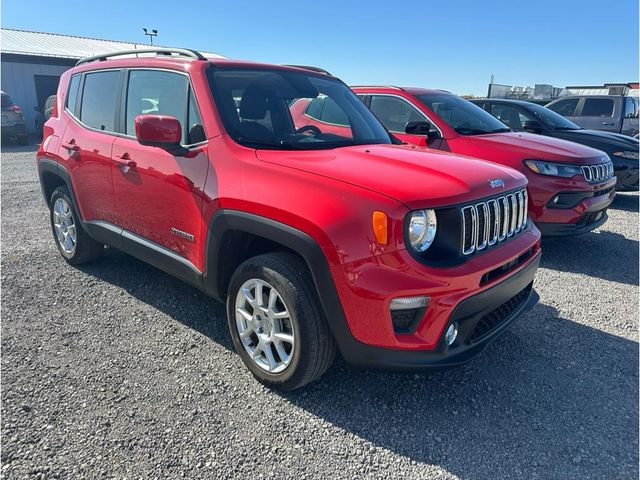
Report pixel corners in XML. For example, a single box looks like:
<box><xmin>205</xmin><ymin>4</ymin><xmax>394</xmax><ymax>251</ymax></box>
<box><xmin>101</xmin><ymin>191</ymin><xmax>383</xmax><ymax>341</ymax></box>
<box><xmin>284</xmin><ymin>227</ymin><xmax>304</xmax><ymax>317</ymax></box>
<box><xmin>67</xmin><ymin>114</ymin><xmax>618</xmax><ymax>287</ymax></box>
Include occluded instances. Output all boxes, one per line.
<box><xmin>408</xmin><ymin>209</ymin><xmax>437</xmax><ymax>252</ymax></box>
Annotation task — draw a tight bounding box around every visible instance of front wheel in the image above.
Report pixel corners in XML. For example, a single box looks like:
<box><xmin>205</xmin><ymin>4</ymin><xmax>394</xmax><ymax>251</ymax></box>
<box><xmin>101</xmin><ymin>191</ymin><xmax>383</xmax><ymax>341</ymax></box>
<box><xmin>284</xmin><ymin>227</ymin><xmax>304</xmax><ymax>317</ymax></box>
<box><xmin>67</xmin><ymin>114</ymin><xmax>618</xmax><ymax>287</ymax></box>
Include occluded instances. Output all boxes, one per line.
<box><xmin>226</xmin><ymin>253</ymin><xmax>337</xmax><ymax>391</ymax></box>
<box><xmin>49</xmin><ymin>186</ymin><xmax>104</xmax><ymax>264</ymax></box>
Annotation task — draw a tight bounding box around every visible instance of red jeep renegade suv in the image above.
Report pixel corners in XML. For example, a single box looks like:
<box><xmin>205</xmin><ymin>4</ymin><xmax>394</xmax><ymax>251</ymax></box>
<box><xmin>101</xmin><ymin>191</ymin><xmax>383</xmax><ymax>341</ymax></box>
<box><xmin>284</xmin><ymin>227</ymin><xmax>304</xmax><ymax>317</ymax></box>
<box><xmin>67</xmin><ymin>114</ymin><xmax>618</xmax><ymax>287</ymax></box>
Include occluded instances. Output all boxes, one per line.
<box><xmin>37</xmin><ymin>49</ymin><xmax>541</xmax><ymax>390</ymax></box>
<box><xmin>337</xmin><ymin>87</ymin><xmax>616</xmax><ymax>236</ymax></box>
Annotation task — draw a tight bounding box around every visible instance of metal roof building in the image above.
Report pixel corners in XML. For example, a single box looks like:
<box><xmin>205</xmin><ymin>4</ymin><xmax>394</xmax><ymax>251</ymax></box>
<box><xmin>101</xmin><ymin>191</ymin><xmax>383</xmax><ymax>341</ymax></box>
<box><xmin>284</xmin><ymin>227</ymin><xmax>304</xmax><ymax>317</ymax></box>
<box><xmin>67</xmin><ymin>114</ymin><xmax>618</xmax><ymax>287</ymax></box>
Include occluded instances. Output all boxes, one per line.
<box><xmin>1</xmin><ymin>28</ymin><xmax>224</xmax><ymax>134</ymax></box>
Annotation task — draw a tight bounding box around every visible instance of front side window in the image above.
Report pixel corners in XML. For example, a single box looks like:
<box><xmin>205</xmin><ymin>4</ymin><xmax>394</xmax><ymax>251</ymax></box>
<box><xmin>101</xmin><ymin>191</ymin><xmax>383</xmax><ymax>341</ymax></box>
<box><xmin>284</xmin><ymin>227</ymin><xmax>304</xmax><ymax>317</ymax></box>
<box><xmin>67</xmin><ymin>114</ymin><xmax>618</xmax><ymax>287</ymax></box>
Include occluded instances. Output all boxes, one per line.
<box><xmin>208</xmin><ymin>67</ymin><xmax>391</xmax><ymax>150</ymax></box>
<box><xmin>489</xmin><ymin>104</ymin><xmax>533</xmax><ymax>130</ymax></box>
<box><xmin>548</xmin><ymin>98</ymin><xmax>579</xmax><ymax>116</ymax></box>
<box><xmin>369</xmin><ymin>95</ymin><xmax>426</xmax><ymax>133</ymax></box>
<box><xmin>126</xmin><ymin>70</ymin><xmax>189</xmax><ymax>141</ymax></box>
<box><xmin>416</xmin><ymin>93</ymin><xmax>510</xmax><ymax>135</ymax></box>
<box><xmin>79</xmin><ymin>71</ymin><xmax>120</xmax><ymax>131</ymax></box>
<box><xmin>581</xmin><ymin>98</ymin><xmax>614</xmax><ymax>117</ymax></box>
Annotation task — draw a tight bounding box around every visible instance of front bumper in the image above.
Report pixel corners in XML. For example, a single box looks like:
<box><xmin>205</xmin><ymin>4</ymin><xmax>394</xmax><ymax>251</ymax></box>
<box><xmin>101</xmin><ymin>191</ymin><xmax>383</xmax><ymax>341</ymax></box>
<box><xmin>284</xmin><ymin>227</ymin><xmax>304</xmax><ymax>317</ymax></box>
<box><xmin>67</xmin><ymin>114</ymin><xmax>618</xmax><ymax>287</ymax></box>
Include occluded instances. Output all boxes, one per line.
<box><xmin>337</xmin><ymin>252</ymin><xmax>540</xmax><ymax>370</ymax></box>
<box><xmin>528</xmin><ymin>175</ymin><xmax>616</xmax><ymax>236</ymax></box>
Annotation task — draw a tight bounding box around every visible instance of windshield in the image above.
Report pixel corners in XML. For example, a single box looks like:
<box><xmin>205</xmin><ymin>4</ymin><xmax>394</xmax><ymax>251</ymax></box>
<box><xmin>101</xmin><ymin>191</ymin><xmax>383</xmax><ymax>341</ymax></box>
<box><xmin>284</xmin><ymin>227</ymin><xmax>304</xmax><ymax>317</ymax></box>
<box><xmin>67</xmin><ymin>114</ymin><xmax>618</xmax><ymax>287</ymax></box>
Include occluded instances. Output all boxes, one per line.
<box><xmin>523</xmin><ymin>102</ymin><xmax>581</xmax><ymax>130</ymax></box>
<box><xmin>417</xmin><ymin>93</ymin><xmax>510</xmax><ymax>135</ymax></box>
<box><xmin>208</xmin><ymin>67</ymin><xmax>392</xmax><ymax>150</ymax></box>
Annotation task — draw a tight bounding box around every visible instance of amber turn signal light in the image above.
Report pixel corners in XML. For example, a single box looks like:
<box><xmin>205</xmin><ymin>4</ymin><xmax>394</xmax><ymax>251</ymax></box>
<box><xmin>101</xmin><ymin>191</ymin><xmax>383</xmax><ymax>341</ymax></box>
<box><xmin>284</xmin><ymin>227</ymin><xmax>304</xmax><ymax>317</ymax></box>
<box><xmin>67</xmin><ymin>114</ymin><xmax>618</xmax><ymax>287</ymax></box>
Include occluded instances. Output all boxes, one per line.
<box><xmin>372</xmin><ymin>211</ymin><xmax>388</xmax><ymax>245</ymax></box>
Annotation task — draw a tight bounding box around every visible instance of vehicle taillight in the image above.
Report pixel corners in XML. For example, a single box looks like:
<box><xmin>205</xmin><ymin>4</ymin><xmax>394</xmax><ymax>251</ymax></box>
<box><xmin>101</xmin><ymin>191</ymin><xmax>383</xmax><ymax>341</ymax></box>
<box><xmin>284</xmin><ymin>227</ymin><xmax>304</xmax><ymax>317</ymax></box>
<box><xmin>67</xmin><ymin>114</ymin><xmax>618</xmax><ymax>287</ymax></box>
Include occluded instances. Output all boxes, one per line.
<box><xmin>9</xmin><ymin>104</ymin><xmax>21</xmax><ymax>113</ymax></box>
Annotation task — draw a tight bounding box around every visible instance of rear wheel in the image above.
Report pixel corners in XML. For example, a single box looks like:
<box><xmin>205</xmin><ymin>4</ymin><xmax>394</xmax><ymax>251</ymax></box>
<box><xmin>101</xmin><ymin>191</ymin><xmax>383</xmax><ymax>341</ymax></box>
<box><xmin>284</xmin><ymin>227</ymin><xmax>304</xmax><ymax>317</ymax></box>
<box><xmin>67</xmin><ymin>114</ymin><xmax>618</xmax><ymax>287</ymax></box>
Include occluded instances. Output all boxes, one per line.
<box><xmin>226</xmin><ymin>253</ymin><xmax>336</xmax><ymax>391</ymax></box>
<box><xmin>49</xmin><ymin>186</ymin><xmax>103</xmax><ymax>264</ymax></box>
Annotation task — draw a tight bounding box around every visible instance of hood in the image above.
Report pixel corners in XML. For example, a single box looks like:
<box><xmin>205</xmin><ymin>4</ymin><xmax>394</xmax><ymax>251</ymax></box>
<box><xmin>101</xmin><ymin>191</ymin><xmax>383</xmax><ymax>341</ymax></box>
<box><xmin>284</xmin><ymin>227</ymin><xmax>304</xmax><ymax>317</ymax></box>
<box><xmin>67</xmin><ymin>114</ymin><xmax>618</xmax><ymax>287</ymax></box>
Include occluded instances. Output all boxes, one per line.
<box><xmin>468</xmin><ymin>131</ymin><xmax>608</xmax><ymax>164</ymax></box>
<box><xmin>553</xmin><ymin>128</ymin><xmax>639</xmax><ymax>152</ymax></box>
<box><xmin>256</xmin><ymin>144</ymin><xmax>526</xmax><ymax>209</ymax></box>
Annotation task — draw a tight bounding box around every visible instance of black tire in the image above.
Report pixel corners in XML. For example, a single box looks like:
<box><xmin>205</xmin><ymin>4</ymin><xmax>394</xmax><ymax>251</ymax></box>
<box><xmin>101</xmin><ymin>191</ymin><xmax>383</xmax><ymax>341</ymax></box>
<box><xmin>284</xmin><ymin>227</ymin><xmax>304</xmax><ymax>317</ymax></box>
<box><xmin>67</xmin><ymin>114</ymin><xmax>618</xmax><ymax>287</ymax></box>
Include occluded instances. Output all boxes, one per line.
<box><xmin>49</xmin><ymin>186</ymin><xmax>104</xmax><ymax>265</ymax></box>
<box><xmin>226</xmin><ymin>252</ymin><xmax>337</xmax><ymax>391</ymax></box>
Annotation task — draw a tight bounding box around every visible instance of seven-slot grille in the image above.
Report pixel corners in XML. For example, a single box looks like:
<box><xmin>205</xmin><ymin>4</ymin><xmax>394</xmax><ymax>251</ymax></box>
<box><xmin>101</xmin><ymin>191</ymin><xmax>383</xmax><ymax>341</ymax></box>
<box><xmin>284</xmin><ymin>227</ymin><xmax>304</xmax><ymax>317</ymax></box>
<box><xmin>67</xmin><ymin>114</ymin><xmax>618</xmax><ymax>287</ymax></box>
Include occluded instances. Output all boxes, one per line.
<box><xmin>461</xmin><ymin>189</ymin><xmax>528</xmax><ymax>255</ymax></box>
<box><xmin>581</xmin><ymin>162</ymin><xmax>614</xmax><ymax>183</ymax></box>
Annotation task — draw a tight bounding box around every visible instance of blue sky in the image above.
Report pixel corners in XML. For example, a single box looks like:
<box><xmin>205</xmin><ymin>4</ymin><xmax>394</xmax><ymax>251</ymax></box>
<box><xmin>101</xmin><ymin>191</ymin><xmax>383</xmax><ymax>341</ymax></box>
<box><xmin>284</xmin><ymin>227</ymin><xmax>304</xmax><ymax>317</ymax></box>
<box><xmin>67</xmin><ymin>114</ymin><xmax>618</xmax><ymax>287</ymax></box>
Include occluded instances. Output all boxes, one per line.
<box><xmin>2</xmin><ymin>0</ymin><xmax>638</xmax><ymax>95</ymax></box>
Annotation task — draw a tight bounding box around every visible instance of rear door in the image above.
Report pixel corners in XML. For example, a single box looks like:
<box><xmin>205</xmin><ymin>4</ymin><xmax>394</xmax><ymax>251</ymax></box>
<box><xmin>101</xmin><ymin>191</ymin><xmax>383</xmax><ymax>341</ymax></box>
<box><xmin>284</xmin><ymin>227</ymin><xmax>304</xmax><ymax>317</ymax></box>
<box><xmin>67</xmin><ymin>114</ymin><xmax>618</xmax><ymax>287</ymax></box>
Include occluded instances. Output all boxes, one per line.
<box><xmin>59</xmin><ymin>70</ymin><xmax>119</xmax><ymax>223</ymax></box>
<box><xmin>576</xmin><ymin>97</ymin><xmax>619</xmax><ymax>132</ymax></box>
<box><xmin>111</xmin><ymin>69</ymin><xmax>209</xmax><ymax>269</ymax></box>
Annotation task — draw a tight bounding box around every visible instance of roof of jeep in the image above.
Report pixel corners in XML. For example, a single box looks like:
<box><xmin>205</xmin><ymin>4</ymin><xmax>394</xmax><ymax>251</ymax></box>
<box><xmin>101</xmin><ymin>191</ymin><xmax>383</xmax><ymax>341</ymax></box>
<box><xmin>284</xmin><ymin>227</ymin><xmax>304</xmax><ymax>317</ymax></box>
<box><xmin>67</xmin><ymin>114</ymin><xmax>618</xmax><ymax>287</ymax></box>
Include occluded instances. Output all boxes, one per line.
<box><xmin>351</xmin><ymin>86</ymin><xmax>452</xmax><ymax>96</ymax></box>
<box><xmin>71</xmin><ymin>52</ymin><xmax>332</xmax><ymax>77</ymax></box>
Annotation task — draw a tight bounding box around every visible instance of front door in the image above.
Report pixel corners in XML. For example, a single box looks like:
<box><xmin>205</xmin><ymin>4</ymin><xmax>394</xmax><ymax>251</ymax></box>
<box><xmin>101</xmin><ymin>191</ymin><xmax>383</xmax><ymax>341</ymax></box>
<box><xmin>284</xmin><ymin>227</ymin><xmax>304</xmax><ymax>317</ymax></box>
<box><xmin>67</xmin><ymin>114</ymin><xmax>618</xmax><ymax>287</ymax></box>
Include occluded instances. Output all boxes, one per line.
<box><xmin>366</xmin><ymin>94</ymin><xmax>432</xmax><ymax>147</ymax></box>
<box><xmin>577</xmin><ymin>97</ymin><xmax>620</xmax><ymax>133</ymax></box>
<box><xmin>111</xmin><ymin>69</ymin><xmax>209</xmax><ymax>269</ymax></box>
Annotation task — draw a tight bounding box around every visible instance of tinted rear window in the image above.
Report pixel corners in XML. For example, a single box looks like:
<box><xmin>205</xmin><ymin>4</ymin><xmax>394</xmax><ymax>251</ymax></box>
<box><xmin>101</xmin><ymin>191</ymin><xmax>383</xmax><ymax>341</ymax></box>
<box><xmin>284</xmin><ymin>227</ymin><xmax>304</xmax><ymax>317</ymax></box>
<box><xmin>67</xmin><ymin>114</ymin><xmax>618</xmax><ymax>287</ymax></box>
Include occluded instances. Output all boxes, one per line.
<box><xmin>581</xmin><ymin>98</ymin><xmax>614</xmax><ymax>117</ymax></box>
<box><xmin>1</xmin><ymin>94</ymin><xmax>14</xmax><ymax>108</ymax></box>
<box><xmin>79</xmin><ymin>71</ymin><xmax>120</xmax><ymax>131</ymax></box>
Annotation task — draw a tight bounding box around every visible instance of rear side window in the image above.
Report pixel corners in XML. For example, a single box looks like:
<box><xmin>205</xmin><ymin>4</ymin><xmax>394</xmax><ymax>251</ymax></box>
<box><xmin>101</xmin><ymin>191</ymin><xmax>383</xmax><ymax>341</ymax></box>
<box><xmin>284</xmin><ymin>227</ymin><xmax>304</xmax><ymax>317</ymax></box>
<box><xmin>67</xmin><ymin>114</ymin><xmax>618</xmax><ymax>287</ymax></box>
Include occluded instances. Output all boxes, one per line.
<box><xmin>66</xmin><ymin>75</ymin><xmax>80</xmax><ymax>114</ymax></box>
<box><xmin>80</xmin><ymin>71</ymin><xmax>120</xmax><ymax>131</ymax></box>
<box><xmin>581</xmin><ymin>98</ymin><xmax>614</xmax><ymax>117</ymax></box>
<box><xmin>548</xmin><ymin>98</ymin><xmax>579</xmax><ymax>116</ymax></box>
<box><xmin>125</xmin><ymin>70</ymin><xmax>189</xmax><ymax>142</ymax></box>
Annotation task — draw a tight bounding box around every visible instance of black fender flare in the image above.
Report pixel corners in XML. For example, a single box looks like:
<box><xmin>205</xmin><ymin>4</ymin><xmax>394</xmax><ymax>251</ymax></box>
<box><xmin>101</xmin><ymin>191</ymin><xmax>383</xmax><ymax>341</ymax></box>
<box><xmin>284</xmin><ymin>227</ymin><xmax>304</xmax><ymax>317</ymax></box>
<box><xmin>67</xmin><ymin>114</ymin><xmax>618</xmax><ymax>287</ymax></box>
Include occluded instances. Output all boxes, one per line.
<box><xmin>203</xmin><ymin>210</ymin><xmax>356</xmax><ymax>354</ymax></box>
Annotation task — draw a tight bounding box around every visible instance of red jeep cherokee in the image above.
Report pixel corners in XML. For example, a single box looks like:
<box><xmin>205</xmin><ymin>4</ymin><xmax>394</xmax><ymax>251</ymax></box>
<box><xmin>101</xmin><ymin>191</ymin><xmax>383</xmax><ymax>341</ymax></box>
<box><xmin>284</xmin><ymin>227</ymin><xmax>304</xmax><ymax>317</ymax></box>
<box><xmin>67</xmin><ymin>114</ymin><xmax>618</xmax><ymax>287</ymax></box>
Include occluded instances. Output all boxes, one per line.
<box><xmin>37</xmin><ymin>49</ymin><xmax>541</xmax><ymax>390</ymax></box>
<box><xmin>325</xmin><ymin>87</ymin><xmax>615</xmax><ymax>236</ymax></box>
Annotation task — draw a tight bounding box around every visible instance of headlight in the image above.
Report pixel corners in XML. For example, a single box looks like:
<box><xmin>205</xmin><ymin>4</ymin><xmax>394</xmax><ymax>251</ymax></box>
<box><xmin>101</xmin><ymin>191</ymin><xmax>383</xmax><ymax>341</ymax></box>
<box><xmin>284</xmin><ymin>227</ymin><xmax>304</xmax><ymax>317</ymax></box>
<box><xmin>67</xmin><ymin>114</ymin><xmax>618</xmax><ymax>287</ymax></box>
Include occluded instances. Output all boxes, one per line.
<box><xmin>612</xmin><ymin>151</ymin><xmax>639</xmax><ymax>160</ymax></box>
<box><xmin>408</xmin><ymin>209</ymin><xmax>437</xmax><ymax>252</ymax></box>
<box><xmin>524</xmin><ymin>160</ymin><xmax>582</xmax><ymax>177</ymax></box>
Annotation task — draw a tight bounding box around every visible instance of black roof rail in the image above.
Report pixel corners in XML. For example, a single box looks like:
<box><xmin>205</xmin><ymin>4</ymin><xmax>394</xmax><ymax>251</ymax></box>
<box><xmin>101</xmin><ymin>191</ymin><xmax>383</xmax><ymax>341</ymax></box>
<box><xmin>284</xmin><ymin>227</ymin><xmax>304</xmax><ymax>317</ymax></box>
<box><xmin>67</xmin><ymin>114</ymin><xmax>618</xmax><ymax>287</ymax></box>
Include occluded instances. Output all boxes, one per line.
<box><xmin>76</xmin><ymin>48</ymin><xmax>207</xmax><ymax>66</ymax></box>
<box><xmin>283</xmin><ymin>64</ymin><xmax>332</xmax><ymax>75</ymax></box>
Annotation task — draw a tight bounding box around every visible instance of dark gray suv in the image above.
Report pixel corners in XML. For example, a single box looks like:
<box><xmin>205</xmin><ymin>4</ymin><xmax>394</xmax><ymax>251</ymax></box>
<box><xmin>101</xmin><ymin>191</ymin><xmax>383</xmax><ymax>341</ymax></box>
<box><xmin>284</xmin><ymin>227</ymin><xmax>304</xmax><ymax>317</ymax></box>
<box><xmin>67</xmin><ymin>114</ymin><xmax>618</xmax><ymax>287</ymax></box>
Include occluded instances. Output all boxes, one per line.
<box><xmin>1</xmin><ymin>92</ymin><xmax>28</xmax><ymax>145</ymax></box>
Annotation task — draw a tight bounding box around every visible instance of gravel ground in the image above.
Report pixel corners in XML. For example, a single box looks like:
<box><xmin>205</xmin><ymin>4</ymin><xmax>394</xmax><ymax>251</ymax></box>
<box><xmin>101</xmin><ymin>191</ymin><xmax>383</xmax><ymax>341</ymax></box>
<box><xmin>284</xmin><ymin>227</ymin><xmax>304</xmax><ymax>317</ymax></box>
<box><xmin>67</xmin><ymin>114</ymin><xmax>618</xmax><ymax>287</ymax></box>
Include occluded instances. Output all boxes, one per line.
<box><xmin>1</xmin><ymin>144</ymin><xmax>638</xmax><ymax>479</ymax></box>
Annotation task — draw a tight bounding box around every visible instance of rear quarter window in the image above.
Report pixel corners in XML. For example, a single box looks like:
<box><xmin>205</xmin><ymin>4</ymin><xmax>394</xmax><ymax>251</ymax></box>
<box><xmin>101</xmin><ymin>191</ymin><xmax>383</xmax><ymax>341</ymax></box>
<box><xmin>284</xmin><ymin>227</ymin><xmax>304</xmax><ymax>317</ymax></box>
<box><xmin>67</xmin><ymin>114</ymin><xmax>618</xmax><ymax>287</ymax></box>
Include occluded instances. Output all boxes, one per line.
<box><xmin>66</xmin><ymin>75</ymin><xmax>81</xmax><ymax>115</ymax></box>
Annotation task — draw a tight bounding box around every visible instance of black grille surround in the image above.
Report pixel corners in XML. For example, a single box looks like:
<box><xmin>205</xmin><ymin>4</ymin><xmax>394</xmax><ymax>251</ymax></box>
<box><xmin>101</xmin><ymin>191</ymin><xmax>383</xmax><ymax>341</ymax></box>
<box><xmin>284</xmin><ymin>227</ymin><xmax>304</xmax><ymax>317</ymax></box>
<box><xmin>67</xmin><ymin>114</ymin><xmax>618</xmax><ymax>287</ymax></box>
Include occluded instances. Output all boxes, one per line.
<box><xmin>405</xmin><ymin>187</ymin><xmax>531</xmax><ymax>268</ymax></box>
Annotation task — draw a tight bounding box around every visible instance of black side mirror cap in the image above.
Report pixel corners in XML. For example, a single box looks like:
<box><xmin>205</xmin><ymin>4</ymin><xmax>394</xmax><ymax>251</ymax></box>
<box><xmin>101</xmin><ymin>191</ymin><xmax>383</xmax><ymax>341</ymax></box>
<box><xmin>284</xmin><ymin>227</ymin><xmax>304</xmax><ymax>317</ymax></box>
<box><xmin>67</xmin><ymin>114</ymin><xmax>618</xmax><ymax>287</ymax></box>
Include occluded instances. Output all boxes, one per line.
<box><xmin>405</xmin><ymin>121</ymin><xmax>440</xmax><ymax>139</ymax></box>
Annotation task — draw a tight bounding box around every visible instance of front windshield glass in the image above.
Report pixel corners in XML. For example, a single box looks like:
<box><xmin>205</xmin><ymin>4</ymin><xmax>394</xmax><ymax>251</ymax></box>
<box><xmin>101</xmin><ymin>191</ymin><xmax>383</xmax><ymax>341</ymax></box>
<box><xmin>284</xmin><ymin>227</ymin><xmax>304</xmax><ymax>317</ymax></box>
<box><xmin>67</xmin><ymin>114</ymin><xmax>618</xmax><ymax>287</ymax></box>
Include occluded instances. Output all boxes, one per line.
<box><xmin>524</xmin><ymin>102</ymin><xmax>581</xmax><ymax>130</ymax></box>
<box><xmin>208</xmin><ymin>67</ymin><xmax>392</xmax><ymax>150</ymax></box>
<box><xmin>417</xmin><ymin>93</ymin><xmax>510</xmax><ymax>135</ymax></box>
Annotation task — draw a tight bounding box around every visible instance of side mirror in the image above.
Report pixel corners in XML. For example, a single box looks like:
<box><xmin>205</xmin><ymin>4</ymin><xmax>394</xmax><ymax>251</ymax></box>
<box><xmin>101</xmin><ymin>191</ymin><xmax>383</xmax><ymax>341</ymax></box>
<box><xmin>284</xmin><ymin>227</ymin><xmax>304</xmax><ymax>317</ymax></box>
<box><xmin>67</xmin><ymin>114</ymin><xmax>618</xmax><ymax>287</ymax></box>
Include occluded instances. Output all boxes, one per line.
<box><xmin>135</xmin><ymin>115</ymin><xmax>182</xmax><ymax>150</ymax></box>
<box><xmin>522</xmin><ymin>120</ymin><xmax>542</xmax><ymax>134</ymax></box>
<box><xmin>405</xmin><ymin>121</ymin><xmax>441</xmax><ymax>139</ymax></box>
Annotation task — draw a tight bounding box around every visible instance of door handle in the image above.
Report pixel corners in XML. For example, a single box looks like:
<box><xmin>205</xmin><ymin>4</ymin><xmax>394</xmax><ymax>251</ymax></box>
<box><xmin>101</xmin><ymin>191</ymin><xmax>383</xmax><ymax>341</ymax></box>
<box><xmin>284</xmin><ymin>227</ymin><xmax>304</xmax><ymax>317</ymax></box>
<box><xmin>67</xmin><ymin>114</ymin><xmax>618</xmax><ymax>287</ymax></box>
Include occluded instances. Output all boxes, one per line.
<box><xmin>61</xmin><ymin>140</ymin><xmax>80</xmax><ymax>158</ymax></box>
<box><xmin>114</xmin><ymin>153</ymin><xmax>137</xmax><ymax>170</ymax></box>
<box><xmin>602</xmin><ymin>122</ymin><xmax>615</xmax><ymax>126</ymax></box>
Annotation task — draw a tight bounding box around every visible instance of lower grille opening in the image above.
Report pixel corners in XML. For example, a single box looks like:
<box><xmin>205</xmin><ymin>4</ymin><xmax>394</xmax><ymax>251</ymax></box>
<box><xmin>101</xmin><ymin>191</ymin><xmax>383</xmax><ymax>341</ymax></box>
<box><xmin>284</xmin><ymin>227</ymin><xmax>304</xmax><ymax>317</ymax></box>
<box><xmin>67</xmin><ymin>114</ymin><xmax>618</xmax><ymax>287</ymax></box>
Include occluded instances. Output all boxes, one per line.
<box><xmin>480</xmin><ymin>248</ymin><xmax>535</xmax><ymax>286</ymax></box>
<box><xmin>391</xmin><ymin>307</ymin><xmax>426</xmax><ymax>334</ymax></box>
<box><xmin>469</xmin><ymin>283</ymin><xmax>533</xmax><ymax>343</ymax></box>
<box><xmin>578</xmin><ymin>209</ymin><xmax>607</xmax><ymax>227</ymax></box>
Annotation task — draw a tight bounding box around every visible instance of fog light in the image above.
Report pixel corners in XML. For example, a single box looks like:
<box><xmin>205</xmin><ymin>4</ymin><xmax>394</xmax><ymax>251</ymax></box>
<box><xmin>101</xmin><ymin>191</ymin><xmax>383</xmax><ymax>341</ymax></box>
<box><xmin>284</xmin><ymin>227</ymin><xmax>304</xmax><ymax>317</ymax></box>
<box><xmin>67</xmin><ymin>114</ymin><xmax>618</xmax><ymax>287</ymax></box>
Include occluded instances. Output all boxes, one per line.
<box><xmin>445</xmin><ymin>323</ymin><xmax>458</xmax><ymax>346</ymax></box>
<box><xmin>390</xmin><ymin>296</ymin><xmax>429</xmax><ymax>310</ymax></box>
